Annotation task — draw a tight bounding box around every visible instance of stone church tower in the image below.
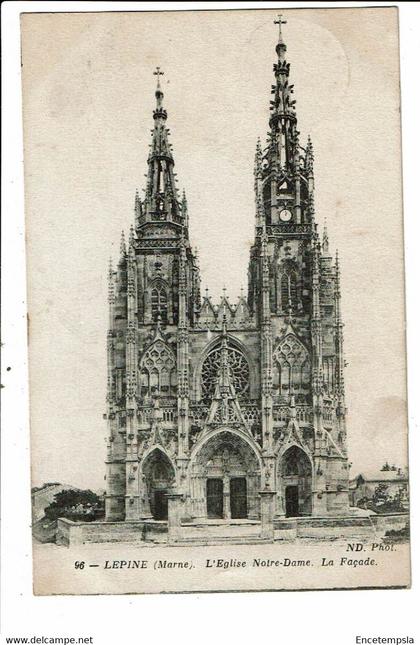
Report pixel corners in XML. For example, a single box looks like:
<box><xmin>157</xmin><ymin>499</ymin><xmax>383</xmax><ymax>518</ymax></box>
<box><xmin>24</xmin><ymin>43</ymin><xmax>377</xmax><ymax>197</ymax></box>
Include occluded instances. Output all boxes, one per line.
<box><xmin>105</xmin><ymin>21</ymin><xmax>350</xmax><ymax>524</ymax></box>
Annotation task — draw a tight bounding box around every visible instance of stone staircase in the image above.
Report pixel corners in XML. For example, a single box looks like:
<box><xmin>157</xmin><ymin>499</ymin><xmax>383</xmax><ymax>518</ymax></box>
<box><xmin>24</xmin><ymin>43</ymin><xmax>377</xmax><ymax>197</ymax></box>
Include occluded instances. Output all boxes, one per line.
<box><xmin>176</xmin><ymin>519</ymin><xmax>263</xmax><ymax>545</ymax></box>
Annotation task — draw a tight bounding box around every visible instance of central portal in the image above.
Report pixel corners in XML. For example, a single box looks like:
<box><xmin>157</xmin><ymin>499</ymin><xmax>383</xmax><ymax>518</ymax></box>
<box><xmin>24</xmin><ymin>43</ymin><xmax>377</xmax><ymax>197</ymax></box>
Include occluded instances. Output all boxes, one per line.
<box><xmin>191</xmin><ymin>431</ymin><xmax>261</xmax><ymax>521</ymax></box>
<box><xmin>205</xmin><ymin>477</ymin><xmax>248</xmax><ymax>519</ymax></box>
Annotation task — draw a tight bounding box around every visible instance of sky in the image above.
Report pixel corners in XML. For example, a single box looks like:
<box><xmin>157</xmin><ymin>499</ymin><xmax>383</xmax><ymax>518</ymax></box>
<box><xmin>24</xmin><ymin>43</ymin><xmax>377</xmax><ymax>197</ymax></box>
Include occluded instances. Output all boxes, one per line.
<box><xmin>21</xmin><ymin>7</ymin><xmax>407</xmax><ymax>490</ymax></box>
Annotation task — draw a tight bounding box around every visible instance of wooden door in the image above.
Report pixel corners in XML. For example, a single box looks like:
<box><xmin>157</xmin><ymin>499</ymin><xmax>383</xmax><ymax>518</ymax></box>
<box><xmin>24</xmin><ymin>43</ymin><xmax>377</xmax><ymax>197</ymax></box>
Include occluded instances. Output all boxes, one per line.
<box><xmin>230</xmin><ymin>477</ymin><xmax>247</xmax><ymax>519</ymax></box>
<box><xmin>153</xmin><ymin>490</ymin><xmax>168</xmax><ymax>520</ymax></box>
<box><xmin>206</xmin><ymin>478</ymin><xmax>223</xmax><ymax>518</ymax></box>
<box><xmin>285</xmin><ymin>485</ymin><xmax>299</xmax><ymax>517</ymax></box>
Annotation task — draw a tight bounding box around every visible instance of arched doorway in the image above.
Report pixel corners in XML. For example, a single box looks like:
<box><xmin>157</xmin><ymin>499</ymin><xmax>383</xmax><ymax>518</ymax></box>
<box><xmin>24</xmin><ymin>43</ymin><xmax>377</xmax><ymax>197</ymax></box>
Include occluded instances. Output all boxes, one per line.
<box><xmin>279</xmin><ymin>446</ymin><xmax>312</xmax><ymax>517</ymax></box>
<box><xmin>142</xmin><ymin>449</ymin><xmax>175</xmax><ymax>520</ymax></box>
<box><xmin>190</xmin><ymin>431</ymin><xmax>261</xmax><ymax>520</ymax></box>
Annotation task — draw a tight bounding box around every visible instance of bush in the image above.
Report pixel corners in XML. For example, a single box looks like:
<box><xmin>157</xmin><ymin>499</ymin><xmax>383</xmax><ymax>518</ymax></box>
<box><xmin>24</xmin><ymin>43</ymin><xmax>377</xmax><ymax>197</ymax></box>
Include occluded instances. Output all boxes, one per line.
<box><xmin>384</xmin><ymin>522</ymin><xmax>410</xmax><ymax>544</ymax></box>
<box><xmin>45</xmin><ymin>489</ymin><xmax>104</xmax><ymax>522</ymax></box>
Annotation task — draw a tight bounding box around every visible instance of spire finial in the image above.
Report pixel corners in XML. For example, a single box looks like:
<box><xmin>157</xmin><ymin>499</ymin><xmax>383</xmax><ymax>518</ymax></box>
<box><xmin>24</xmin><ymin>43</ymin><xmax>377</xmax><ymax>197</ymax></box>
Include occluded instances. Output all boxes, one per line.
<box><xmin>153</xmin><ymin>67</ymin><xmax>166</xmax><ymax>114</ymax></box>
<box><xmin>274</xmin><ymin>14</ymin><xmax>287</xmax><ymax>43</ymax></box>
<box><xmin>153</xmin><ymin>66</ymin><xmax>164</xmax><ymax>89</ymax></box>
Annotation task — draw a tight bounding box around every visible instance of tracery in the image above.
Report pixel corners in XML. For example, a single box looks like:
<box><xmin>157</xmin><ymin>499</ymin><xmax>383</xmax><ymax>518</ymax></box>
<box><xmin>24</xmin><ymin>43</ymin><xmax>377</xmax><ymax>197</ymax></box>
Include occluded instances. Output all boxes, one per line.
<box><xmin>139</xmin><ymin>340</ymin><xmax>176</xmax><ymax>396</ymax></box>
<box><xmin>273</xmin><ymin>334</ymin><xmax>310</xmax><ymax>393</ymax></box>
<box><xmin>201</xmin><ymin>345</ymin><xmax>250</xmax><ymax>399</ymax></box>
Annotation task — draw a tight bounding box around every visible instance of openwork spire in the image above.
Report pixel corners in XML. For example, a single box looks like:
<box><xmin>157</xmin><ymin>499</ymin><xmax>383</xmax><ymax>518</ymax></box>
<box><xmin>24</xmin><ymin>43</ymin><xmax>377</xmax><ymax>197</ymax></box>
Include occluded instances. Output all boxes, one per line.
<box><xmin>252</xmin><ymin>16</ymin><xmax>317</xmax><ymax>234</ymax></box>
<box><xmin>269</xmin><ymin>14</ymin><xmax>297</xmax><ymax>170</ymax></box>
<box><xmin>136</xmin><ymin>67</ymin><xmax>188</xmax><ymax>233</ymax></box>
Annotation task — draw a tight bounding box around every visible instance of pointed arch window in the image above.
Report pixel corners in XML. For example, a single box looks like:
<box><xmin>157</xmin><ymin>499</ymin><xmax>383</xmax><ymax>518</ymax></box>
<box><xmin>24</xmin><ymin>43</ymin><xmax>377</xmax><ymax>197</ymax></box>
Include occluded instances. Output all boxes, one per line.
<box><xmin>151</xmin><ymin>285</ymin><xmax>168</xmax><ymax>323</ymax></box>
<box><xmin>139</xmin><ymin>340</ymin><xmax>176</xmax><ymax>397</ymax></box>
<box><xmin>160</xmin><ymin>369</ymin><xmax>170</xmax><ymax>393</ymax></box>
<box><xmin>281</xmin><ymin>274</ymin><xmax>290</xmax><ymax>310</ymax></box>
<box><xmin>269</xmin><ymin>264</ymin><xmax>276</xmax><ymax>311</ymax></box>
<box><xmin>274</xmin><ymin>334</ymin><xmax>311</xmax><ymax>395</ymax></box>
<box><xmin>280</xmin><ymin>270</ymin><xmax>298</xmax><ymax>311</ymax></box>
<box><xmin>289</xmin><ymin>271</ymin><xmax>297</xmax><ymax>305</ymax></box>
<box><xmin>280</xmin><ymin>361</ymin><xmax>291</xmax><ymax>392</ymax></box>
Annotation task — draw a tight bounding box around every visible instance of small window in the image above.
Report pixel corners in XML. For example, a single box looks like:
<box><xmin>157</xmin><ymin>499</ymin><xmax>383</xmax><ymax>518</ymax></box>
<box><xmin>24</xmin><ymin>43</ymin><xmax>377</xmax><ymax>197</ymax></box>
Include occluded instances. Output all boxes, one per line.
<box><xmin>151</xmin><ymin>286</ymin><xmax>168</xmax><ymax>322</ymax></box>
<box><xmin>280</xmin><ymin>271</ymin><xmax>298</xmax><ymax>311</ymax></box>
<box><xmin>281</xmin><ymin>274</ymin><xmax>289</xmax><ymax>310</ymax></box>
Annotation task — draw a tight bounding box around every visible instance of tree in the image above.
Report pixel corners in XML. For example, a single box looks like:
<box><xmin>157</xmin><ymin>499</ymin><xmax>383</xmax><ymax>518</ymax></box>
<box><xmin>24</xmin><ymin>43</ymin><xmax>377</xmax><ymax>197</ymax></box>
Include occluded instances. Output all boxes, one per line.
<box><xmin>373</xmin><ymin>483</ymin><xmax>389</xmax><ymax>504</ymax></box>
<box><xmin>45</xmin><ymin>489</ymin><xmax>103</xmax><ymax>521</ymax></box>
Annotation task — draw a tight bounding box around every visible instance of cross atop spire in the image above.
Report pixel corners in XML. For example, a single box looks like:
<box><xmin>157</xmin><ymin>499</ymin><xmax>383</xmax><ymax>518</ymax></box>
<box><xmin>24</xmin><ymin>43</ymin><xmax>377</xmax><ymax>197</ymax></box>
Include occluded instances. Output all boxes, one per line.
<box><xmin>153</xmin><ymin>67</ymin><xmax>165</xmax><ymax>114</ymax></box>
<box><xmin>153</xmin><ymin>66</ymin><xmax>164</xmax><ymax>88</ymax></box>
<box><xmin>274</xmin><ymin>14</ymin><xmax>287</xmax><ymax>40</ymax></box>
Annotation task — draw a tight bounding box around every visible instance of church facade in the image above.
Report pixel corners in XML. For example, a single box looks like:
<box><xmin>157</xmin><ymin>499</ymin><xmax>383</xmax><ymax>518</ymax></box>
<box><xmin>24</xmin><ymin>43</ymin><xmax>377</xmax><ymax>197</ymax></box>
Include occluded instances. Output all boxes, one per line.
<box><xmin>104</xmin><ymin>21</ymin><xmax>350</xmax><ymax>524</ymax></box>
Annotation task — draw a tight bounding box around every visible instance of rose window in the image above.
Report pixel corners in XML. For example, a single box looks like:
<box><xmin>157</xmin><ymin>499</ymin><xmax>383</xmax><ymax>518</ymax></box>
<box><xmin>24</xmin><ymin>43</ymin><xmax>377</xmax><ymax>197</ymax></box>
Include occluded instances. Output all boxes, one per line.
<box><xmin>201</xmin><ymin>346</ymin><xmax>249</xmax><ymax>399</ymax></box>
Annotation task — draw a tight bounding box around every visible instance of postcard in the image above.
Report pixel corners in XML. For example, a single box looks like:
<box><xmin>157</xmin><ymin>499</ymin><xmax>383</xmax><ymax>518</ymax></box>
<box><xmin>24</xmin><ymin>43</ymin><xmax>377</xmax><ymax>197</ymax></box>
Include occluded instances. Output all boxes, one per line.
<box><xmin>22</xmin><ymin>7</ymin><xmax>410</xmax><ymax>595</ymax></box>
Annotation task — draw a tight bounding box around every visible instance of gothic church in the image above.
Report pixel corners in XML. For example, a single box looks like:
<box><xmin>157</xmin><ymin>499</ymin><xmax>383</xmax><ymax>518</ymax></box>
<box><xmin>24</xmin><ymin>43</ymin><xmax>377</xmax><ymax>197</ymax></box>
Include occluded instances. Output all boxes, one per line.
<box><xmin>105</xmin><ymin>20</ymin><xmax>350</xmax><ymax>524</ymax></box>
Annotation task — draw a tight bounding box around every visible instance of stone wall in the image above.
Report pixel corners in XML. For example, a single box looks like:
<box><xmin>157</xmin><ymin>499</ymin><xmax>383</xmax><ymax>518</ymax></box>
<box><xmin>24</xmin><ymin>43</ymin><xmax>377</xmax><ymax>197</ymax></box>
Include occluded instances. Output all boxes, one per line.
<box><xmin>369</xmin><ymin>513</ymin><xmax>409</xmax><ymax>537</ymax></box>
<box><xmin>57</xmin><ymin>518</ymin><xmax>167</xmax><ymax>546</ymax></box>
<box><xmin>273</xmin><ymin>514</ymin><xmax>409</xmax><ymax>541</ymax></box>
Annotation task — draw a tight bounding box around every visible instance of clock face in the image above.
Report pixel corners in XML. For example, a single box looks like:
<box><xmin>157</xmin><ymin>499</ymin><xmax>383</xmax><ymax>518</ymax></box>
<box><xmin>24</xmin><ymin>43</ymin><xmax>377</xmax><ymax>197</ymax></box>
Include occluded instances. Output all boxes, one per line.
<box><xmin>279</xmin><ymin>209</ymin><xmax>292</xmax><ymax>222</ymax></box>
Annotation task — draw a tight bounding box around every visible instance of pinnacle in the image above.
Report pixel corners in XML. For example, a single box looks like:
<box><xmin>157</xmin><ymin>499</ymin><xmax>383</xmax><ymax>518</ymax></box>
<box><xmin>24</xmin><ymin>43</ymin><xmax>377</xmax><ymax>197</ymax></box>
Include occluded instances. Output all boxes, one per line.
<box><xmin>181</xmin><ymin>188</ymin><xmax>188</xmax><ymax>211</ymax></box>
<box><xmin>221</xmin><ymin>312</ymin><xmax>228</xmax><ymax>337</ymax></box>
<box><xmin>322</xmin><ymin>218</ymin><xmax>329</xmax><ymax>255</ymax></box>
<box><xmin>306</xmin><ymin>136</ymin><xmax>314</xmax><ymax>172</ymax></box>
<box><xmin>129</xmin><ymin>224</ymin><xmax>135</xmax><ymax>246</ymax></box>
<box><xmin>120</xmin><ymin>230</ymin><xmax>127</xmax><ymax>257</ymax></box>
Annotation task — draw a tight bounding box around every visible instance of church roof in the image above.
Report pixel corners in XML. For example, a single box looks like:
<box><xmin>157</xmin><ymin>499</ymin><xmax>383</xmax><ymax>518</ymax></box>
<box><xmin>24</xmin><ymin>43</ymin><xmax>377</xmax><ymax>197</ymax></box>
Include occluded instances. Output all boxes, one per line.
<box><xmin>351</xmin><ymin>467</ymin><xmax>408</xmax><ymax>484</ymax></box>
